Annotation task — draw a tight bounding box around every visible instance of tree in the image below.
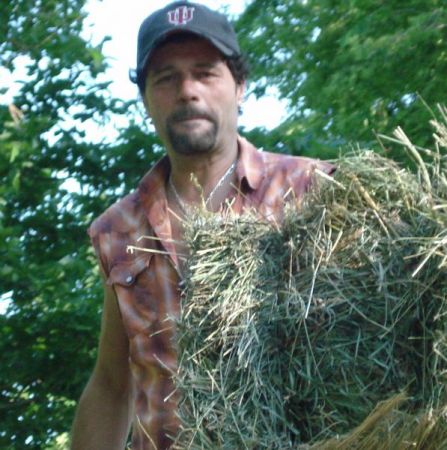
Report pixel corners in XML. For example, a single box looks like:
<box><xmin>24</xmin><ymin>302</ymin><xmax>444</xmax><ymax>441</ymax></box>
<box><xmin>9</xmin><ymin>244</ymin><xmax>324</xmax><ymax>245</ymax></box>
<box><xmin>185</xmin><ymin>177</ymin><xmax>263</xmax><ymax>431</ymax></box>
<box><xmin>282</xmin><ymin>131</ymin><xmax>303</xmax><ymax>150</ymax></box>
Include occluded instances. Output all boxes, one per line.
<box><xmin>0</xmin><ymin>1</ymin><xmax>159</xmax><ymax>447</ymax></box>
<box><xmin>237</xmin><ymin>0</ymin><xmax>447</xmax><ymax>159</ymax></box>
<box><xmin>4</xmin><ymin>0</ymin><xmax>445</xmax><ymax>447</ymax></box>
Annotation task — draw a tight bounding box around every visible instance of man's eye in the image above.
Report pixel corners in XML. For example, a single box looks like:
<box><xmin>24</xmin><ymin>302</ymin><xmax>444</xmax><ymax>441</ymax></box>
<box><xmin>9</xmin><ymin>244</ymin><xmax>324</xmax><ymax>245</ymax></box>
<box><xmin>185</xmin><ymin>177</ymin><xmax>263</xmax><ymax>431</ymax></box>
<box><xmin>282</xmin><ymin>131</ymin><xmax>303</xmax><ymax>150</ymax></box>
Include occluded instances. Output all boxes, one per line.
<box><xmin>154</xmin><ymin>74</ymin><xmax>174</xmax><ymax>85</ymax></box>
<box><xmin>198</xmin><ymin>71</ymin><xmax>215</xmax><ymax>79</ymax></box>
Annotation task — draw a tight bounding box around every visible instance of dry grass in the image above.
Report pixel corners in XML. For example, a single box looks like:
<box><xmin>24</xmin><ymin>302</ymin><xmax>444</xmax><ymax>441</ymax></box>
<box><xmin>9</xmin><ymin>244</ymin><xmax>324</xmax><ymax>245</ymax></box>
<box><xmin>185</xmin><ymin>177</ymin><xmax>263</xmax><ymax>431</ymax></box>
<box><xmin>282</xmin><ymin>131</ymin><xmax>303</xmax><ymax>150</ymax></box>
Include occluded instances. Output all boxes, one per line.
<box><xmin>173</xmin><ymin>108</ymin><xmax>447</xmax><ymax>449</ymax></box>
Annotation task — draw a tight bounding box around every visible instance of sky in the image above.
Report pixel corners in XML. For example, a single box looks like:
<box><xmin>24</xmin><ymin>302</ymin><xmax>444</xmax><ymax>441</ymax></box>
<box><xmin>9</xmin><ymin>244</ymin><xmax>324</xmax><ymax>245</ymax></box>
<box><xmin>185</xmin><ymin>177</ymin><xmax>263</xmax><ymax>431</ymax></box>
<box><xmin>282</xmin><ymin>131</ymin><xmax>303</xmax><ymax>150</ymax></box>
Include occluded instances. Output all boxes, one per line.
<box><xmin>82</xmin><ymin>0</ymin><xmax>288</xmax><ymax>130</ymax></box>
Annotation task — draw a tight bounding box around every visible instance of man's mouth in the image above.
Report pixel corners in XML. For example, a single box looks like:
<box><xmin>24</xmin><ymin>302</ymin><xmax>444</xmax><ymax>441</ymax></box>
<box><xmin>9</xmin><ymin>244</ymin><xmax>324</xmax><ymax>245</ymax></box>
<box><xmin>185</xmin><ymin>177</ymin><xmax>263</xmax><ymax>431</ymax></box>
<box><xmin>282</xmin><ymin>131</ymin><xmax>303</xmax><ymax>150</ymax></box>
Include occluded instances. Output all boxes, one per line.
<box><xmin>177</xmin><ymin>116</ymin><xmax>208</xmax><ymax>122</ymax></box>
<box><xmin>169</xmin><ymin>108</ymin><xmax>214</xmax><ymax>125</ymax></box>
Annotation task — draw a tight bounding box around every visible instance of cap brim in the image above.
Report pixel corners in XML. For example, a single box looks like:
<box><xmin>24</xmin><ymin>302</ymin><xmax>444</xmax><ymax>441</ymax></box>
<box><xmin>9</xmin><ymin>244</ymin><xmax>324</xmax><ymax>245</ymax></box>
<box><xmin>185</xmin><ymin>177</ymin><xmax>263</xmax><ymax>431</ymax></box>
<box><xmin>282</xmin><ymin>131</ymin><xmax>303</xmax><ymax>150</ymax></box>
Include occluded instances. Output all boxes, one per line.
<box><xmin>134</xmin><ymin>28</ymin><xmax>236</xmax><ymax>85</ymax></box>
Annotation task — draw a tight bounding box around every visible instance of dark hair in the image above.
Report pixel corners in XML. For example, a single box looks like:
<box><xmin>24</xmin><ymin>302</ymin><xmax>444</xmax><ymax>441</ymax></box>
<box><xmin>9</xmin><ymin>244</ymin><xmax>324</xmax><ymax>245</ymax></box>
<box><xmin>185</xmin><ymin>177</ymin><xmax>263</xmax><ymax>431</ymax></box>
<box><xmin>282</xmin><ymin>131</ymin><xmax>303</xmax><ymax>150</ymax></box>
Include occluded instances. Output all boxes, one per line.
<box><xmin>226</xmin><ymin>53</ymin><xmax>250</xmax><ymax>86</ymax></box>
<box><xmin>137</xmin><ymin>33</ymin><xmax>249</xmax><ymax>95</ymax></box>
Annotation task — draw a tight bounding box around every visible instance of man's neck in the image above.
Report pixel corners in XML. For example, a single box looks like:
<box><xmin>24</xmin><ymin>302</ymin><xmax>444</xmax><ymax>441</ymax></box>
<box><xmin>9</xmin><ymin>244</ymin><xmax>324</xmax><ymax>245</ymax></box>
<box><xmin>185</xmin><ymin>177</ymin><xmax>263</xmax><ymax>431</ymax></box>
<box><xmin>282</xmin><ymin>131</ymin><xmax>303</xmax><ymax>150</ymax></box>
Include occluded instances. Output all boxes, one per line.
<box><xmin>167</xmin><ymin>139</ymin><xmax>239</xmax><ymax>208</ymax></box>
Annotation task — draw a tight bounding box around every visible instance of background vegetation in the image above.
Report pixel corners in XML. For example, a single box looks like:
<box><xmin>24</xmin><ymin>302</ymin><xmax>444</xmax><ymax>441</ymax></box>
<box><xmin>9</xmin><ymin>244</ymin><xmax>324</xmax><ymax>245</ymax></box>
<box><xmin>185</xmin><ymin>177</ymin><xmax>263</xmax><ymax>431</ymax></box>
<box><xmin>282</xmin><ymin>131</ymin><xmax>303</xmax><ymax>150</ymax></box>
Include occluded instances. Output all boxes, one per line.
<box><xmin>1</xmin><ymin>0</ymin><xmax>445</xmax><ymax>447</ymax></box>
<box><xmin>239</xmin><ymin>0</ymin><xmax>447</xmax><ymax>160</ymax></box>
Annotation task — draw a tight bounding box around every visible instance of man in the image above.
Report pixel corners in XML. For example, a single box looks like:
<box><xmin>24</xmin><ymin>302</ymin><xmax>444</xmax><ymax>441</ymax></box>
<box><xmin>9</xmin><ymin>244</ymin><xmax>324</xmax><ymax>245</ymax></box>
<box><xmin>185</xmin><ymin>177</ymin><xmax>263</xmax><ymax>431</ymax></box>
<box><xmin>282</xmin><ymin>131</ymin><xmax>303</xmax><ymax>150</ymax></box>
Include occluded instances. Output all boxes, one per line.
<box><xmin>71</xmin><ymin>2</ymin><xmax>333</xmax><ymax>449</ymax></box>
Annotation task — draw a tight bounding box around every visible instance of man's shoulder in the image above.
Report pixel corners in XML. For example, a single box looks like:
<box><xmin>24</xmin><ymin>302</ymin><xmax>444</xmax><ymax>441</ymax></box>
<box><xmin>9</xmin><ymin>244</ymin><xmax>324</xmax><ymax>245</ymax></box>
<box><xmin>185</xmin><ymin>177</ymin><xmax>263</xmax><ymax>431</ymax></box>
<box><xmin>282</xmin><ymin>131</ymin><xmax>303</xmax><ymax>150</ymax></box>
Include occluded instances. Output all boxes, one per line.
<box><xmin>239</xmin><ymin>136</ymin><xmax>334</xmax><ymax>177</ymax></box>
<box><xmin>88</xmin><ymin>190</ymin><xmax>145</xmax><ymax>239</ymax></box>
<box><xmin>260</xmin><ymin>149</ymin><xmax>334</xmax><ymax>176</ymax></box>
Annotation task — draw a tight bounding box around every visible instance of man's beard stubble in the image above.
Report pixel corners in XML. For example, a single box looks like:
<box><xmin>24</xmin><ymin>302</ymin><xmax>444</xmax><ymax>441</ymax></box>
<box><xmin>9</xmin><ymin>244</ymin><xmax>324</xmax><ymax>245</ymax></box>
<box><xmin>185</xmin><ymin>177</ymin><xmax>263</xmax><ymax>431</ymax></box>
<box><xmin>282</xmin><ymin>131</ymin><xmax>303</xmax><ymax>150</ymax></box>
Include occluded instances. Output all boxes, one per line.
<box><xmin>166</xmin><ymin>106</ymin><xmax>218</xmax><ymax>155</ymax></box>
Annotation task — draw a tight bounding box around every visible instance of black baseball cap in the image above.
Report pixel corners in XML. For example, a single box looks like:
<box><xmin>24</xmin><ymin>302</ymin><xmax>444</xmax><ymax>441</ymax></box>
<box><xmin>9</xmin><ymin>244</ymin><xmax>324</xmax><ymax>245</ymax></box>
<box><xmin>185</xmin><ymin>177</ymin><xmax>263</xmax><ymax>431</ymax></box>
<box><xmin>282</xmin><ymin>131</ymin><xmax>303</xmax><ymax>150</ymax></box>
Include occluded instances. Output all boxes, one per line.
<box><xmin>129</xmin><ymin>1</ymin><xmax>241</xmax><ymax>88</ymax></box>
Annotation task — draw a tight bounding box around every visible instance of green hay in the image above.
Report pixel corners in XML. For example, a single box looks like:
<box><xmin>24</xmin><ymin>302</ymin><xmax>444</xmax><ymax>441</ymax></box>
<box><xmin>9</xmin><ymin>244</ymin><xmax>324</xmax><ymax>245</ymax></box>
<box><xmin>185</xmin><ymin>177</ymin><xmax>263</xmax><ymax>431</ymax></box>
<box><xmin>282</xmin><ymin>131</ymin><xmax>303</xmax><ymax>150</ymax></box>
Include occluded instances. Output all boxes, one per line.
<box><xmin>173</xmin><ymin>110</ymin><xmax>447</xmax><ymax>449</ymax></box>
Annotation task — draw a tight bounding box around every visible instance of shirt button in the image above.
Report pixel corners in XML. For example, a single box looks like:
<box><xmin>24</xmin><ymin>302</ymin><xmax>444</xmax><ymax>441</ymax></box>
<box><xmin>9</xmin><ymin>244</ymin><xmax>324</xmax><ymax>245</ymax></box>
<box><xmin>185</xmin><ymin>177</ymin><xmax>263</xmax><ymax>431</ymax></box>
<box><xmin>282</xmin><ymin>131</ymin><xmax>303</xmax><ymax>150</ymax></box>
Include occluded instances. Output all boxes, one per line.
<box><xmin>125</xmin><ymin>275</ymin><xmax>133</xmax><ymax>284</ymax></box>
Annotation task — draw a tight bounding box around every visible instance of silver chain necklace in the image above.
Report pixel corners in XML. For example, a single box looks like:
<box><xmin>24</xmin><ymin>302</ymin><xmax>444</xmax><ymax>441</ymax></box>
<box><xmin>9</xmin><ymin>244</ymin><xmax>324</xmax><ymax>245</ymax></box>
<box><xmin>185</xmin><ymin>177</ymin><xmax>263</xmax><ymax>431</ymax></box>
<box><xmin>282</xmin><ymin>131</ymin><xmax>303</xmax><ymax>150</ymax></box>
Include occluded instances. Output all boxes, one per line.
<box><xmin>169</xmin><ymin>160</ymin><xmax>237</xmax><ymax>213</ymax></box>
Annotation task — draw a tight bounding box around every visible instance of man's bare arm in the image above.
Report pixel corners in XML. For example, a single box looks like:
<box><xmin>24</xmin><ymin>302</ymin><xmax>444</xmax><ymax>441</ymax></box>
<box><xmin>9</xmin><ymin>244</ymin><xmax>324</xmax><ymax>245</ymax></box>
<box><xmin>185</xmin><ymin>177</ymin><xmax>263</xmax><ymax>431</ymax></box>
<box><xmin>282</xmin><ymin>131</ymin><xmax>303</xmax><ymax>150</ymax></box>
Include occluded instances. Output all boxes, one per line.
<box><xmin>71</xmin><ymin>282</ymin><xmax>133</xmax><ymax>450</ymax></box>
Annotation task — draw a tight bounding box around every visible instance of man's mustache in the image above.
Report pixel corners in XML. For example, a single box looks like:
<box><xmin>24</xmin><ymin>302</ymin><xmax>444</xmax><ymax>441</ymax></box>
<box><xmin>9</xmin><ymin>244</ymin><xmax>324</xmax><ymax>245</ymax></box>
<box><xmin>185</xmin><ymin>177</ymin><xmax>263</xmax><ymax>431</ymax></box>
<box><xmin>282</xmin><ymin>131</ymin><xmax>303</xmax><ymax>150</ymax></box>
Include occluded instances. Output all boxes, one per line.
<box><xmin>168</xmin><ymin>107</ymin><xmax>216</xmax><ymax>124</ymax></box>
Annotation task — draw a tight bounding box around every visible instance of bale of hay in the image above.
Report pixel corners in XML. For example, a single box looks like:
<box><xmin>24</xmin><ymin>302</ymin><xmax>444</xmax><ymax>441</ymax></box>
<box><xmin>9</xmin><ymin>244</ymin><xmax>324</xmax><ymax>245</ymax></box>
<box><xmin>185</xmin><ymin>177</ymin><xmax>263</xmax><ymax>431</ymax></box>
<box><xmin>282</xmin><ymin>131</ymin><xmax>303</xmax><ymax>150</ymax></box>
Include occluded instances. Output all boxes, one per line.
<box><xmin>307</xmin><ymin>394</ymin><xmax>447</xmax><ymax>450</ymax></box>
<box><xmin>173</xmin><ymin>111</ymin><xmax>447</xmax><ymax>449</ymax></box>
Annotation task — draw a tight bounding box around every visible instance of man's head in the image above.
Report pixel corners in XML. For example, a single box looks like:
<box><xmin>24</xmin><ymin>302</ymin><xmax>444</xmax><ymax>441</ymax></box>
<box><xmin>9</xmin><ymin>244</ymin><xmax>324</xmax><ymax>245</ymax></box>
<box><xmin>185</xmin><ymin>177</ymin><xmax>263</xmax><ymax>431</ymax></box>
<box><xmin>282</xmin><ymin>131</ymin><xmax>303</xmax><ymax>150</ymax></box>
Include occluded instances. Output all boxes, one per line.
<box><xmin>130</xmin><ymin>1</ymin><xmax>248</xmax><ymax>94</ymax></box>
<box><xmin>130</xmin><ymin>1</ymin><xmax>249</xmax><ymax>157</ymax></box>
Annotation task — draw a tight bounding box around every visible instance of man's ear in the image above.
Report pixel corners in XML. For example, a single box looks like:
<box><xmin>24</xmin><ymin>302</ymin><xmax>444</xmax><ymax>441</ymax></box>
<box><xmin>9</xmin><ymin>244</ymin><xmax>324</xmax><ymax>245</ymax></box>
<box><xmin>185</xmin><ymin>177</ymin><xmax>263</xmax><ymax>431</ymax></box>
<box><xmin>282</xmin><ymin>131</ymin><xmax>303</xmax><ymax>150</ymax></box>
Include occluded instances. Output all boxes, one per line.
<box><xmin>236</xmin><ymin>81</ymin><xmax>246</xmax><ymax>115</ymax></box>
<box><xmin>236</xmin><ymin>81</ymin><xmax>246</xmax><ymax>106</ymax></box>
<box><xmin>142</xmin><ymin>97</ymin><xmax>151</xmax><ymax>118</ymax></box>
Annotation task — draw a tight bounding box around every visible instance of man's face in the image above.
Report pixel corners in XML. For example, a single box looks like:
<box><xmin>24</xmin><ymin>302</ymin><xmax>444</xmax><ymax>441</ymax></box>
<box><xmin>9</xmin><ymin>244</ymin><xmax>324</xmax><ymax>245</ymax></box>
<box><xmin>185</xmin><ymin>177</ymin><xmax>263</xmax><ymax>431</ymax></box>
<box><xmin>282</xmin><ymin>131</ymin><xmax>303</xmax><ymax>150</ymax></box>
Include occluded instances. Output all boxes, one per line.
<box><xmin>144</xmin><ymin>36</ymin><xmax>244</xmax><ymax>156</ymax></box>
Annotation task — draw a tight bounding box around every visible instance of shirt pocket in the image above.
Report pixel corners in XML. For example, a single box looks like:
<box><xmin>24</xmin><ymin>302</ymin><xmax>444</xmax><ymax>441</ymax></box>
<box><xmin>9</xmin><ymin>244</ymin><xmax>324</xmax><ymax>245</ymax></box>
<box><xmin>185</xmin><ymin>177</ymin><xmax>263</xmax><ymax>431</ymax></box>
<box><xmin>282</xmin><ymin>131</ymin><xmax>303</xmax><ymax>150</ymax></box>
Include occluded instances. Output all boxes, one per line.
<box><xmin>107</xmin><ymin>254</ymin><xmax>157</xmax><ymax>337</ymax></box>
<box><xmin>107</xmin><ymin>254</ymin><xmax>151</xmax><ymax>287</ymax></box>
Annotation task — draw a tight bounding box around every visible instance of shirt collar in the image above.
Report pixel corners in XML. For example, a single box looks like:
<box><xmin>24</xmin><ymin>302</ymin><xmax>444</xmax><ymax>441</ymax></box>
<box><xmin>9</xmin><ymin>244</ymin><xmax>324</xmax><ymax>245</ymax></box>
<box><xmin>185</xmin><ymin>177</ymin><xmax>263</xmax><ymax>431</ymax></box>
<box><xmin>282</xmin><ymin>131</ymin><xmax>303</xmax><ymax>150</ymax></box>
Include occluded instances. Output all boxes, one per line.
<box><xmin>137</xmin><ymin>135</ymin><xmax>266</xmax><ymax>241</ymax></box>
<box><xmin>138</xmin><ymin>135</ymin><xmax>265</xmax><ymax>208</ymax></box>
<box><xmin>137</xmin><ymin>156</ymin><xmax>178</xmax><ymax>262</ymax></box>
<box><xmin>138</xmin><ymin>155</ymin><xmax>170</xmax><ymax>215</ymax></box>
<box><xmin>235</xmin><ymin>135</ymin><xmax>265</xmax><ymax>190</ymax></box>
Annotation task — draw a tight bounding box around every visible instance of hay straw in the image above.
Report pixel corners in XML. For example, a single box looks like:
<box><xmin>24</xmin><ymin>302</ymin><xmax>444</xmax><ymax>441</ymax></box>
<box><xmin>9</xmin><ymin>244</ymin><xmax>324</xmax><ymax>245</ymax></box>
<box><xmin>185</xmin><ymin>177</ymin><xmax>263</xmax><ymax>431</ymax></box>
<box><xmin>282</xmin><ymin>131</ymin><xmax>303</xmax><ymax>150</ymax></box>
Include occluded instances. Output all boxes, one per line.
<box><xmin>172</xmin><ymin>113</ymin><xmax>447</xmax><ymax>449</ymax></box>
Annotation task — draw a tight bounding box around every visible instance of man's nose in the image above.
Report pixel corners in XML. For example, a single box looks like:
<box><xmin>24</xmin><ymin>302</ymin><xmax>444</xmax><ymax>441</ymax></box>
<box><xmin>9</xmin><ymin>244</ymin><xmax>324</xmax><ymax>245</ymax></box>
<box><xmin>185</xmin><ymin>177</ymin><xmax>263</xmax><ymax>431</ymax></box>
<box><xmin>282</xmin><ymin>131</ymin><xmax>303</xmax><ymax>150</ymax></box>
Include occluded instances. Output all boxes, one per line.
<box><xmin>177</xmin><ymin>75</ymin><xmax>199</xmax><ymax>102</ymax></box>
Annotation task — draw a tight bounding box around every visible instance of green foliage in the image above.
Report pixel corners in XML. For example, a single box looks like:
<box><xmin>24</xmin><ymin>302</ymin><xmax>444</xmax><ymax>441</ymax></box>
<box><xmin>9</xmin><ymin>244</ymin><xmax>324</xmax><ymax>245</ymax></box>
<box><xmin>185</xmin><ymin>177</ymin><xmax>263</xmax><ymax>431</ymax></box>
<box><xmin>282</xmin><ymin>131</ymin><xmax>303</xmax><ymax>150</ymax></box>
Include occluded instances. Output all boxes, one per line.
<box><xmin>237</xmin><ymin>0</ymin><xmax>447</xmax><ymax>159</ymax></box>
<box><xmin>2</xmin><ymin>0</ymin><xmax>446</xmax><ymax>447</ymax></box>
<box><xmin>0</xmin><ymin>1</ymin><xmax>159</xmax><ymax>448</ymax></box>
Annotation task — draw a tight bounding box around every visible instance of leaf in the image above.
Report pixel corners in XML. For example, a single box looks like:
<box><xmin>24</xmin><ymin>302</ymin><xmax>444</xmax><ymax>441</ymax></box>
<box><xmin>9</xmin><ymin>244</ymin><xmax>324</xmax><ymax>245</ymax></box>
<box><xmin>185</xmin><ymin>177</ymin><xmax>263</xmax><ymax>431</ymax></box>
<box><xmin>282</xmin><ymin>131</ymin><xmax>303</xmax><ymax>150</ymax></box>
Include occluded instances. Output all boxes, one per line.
<box><xmin>12</xmin><ymin>171</ymin><xmax>20</xmax><ymax>191</ymax></box>
<box><xmin>9</xmin><ymin>142</ymin><xmax>20</xmax><ymax>163</ymax></box>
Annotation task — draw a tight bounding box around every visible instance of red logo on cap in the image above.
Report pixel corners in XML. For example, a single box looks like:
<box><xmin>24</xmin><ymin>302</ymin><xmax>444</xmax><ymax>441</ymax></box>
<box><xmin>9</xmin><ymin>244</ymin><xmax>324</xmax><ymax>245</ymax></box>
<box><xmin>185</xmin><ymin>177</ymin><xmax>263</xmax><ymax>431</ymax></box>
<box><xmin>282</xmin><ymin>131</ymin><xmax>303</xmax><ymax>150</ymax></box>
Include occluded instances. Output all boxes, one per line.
<box><xmin>167</xmin><ymin>6</ymin><xmax>195</xmax><ymax>25</ymax></box>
